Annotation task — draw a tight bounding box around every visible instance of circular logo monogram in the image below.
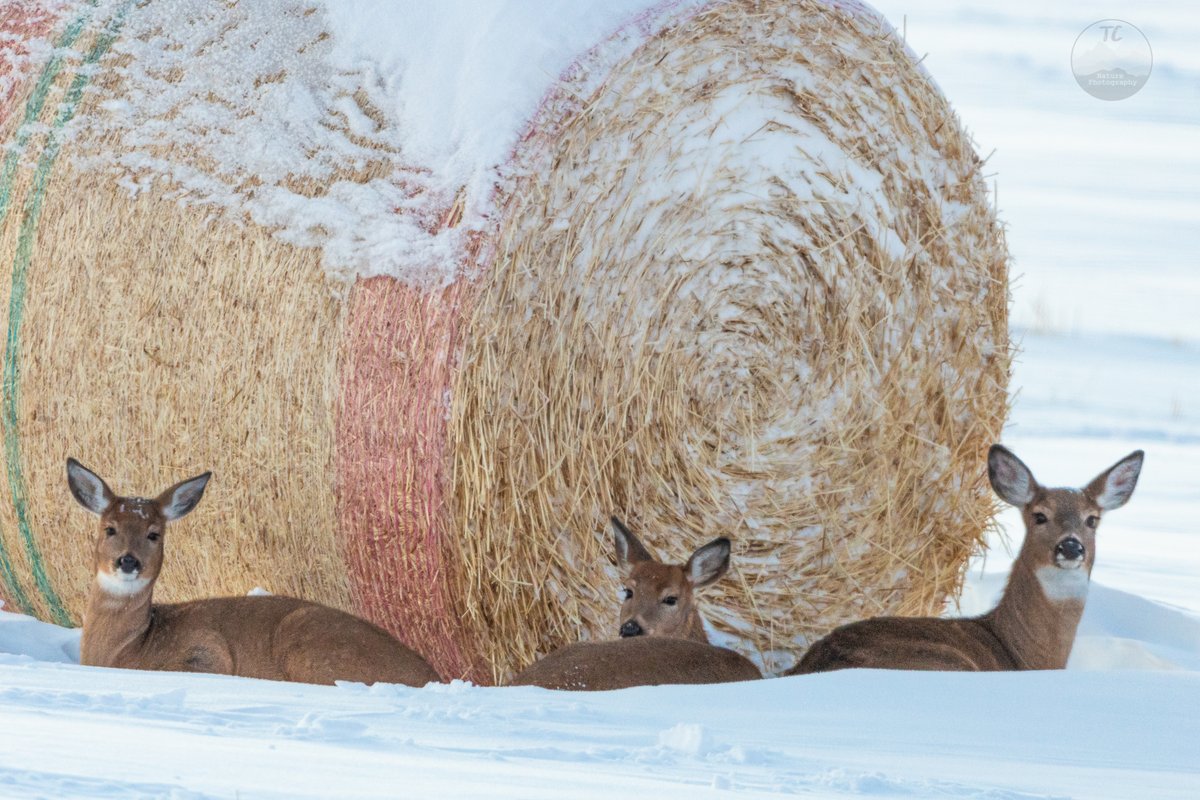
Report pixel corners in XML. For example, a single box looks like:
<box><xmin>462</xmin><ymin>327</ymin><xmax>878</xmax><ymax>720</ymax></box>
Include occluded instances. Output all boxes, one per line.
<box><xmin>1071</xmin><ymin>20</ymin><xmax>1152</xmax><ymax>101</ymax></box>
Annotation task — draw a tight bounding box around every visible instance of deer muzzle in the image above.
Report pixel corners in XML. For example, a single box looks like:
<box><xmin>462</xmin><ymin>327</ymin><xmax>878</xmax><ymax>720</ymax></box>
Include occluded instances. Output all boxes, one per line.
<box><xmin>1054</xmin><ymin>536</ymin><xmax>1086</xmax><ymax>568</ymax></box>
<box><xmin>115</xmin><ymin>554</ymin><xmax>142</xmax><ymax>575</ymax></box>
<box><xmin>619</xmin><ymin>620</ymin><xmax>644</xmax><ymax>638</ymax></box>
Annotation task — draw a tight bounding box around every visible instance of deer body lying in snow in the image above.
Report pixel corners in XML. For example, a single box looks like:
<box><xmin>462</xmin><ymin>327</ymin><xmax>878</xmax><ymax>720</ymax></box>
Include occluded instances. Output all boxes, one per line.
<box><xmin>788</xmin><ymin>446</ymin><xmax>1144</xmax><ymax>674</ymax></box>
<box><xmin>69</xmin><ymin>459</ymin><xmax>441</xmax><ymax>687</ymax></box>
<box><xmin>509</xmin><ymin>517</ymin><xmax>760</xmax><ymax>690</ymax></box>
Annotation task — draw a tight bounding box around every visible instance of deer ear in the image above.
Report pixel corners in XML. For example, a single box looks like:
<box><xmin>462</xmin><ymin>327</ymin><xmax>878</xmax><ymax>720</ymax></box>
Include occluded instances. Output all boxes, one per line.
<box><xmin>685</xmin><ymin>537</ymin><xmax>730</xmax><ymax>588</ymax></box>
<box><xmin>157</xmin><ymin>472</ymin><xmax>212</xmax><ymax>521</ymax></box>
<box><xmin>66</xmin><ymin>458</ymin><xmax>114</xmax><ymax>515</ymax></box>
<box><xmin>611</xmin><ymin>516</ymin><xmax>654</xmax><ymax>569</ymax></box>
<box><xmin>1085</xmin><ymin>450</ymin><xmax>1144</xmax><ymax>511</ymax></box>
<box><xmin>988</xmin><ymin>445</ymin><xmax>1037</xmax><ymax>507</ymax></box>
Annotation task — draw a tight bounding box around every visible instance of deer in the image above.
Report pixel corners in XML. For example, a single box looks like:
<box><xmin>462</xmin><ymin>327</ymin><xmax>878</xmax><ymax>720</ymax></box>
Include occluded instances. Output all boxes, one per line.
<box><xmin>787</xmin><ymin>445</ymin><xmax>1144</xmax><ymax>674</ymax></box>
<box><xmin>67</xmin><ymin>458</ymin><xmax>442</xmax><ymax>687</ymax></box>
<box><xmin>508</xmin><ymin>517</ymin><xmax>761</xmax><ymax>690</ymax></box>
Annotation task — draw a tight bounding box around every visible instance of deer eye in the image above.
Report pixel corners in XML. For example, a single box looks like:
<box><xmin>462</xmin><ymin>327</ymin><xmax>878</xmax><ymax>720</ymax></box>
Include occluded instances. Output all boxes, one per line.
<box><xmin>621</xmin><ymin>588</ymin><xmax>632</xmax><ymax>600</ymax></box>
<box><xmin>1085</xmin><ymin>515</ymin><xmax>1099</xmax><ymax>529</ymax></box>
<box><xmin>663</xmin><ymin>596</ymin><xmax>678</xmax><ymax>606</ymax></box>
<box><xmin>147</xmin><ymin>532</ymin><xmax>160</xmax><ymax>542</ymax></box>
<box><xmin>104</xmin><ymin>527</ymin><xmax>116</xmax><ymax>537</ymax></box>
<box><xmin>1032</xmin><ymin>512</ymin><xmax>1047</xmax><ymax>525</ymax></box>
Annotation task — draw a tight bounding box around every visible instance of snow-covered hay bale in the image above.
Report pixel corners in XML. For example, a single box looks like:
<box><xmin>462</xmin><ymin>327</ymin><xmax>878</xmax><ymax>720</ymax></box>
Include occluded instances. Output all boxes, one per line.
<box><xmin>0</xmin><ymin>0</ymin><xmax>1007</xmax><ymax>682</ymax></box>
<box><xmin>454</xmin><ymin>1</ymin><xmax>1010</xmax><ymax>679</ymax></box>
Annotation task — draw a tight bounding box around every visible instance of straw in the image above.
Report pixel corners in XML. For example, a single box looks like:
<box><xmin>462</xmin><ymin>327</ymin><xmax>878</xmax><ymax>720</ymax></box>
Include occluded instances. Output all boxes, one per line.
<box><xmin>450</xmin><ymin>0</ymin><xmax>1009</xmax><ymax>680</ymax></box>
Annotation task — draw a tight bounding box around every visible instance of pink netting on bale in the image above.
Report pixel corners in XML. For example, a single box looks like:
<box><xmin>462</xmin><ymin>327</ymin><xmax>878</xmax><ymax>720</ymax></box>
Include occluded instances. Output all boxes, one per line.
<box><xmin>336</xmin><ymin>276</ymin><xmax>482</xmax><ymax>681</ymax></box>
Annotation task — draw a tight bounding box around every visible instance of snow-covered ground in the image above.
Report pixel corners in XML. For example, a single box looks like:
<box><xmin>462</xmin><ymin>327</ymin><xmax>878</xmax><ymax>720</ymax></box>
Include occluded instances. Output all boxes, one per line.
<box><xmin>2</xmin><ymin>1</ymin><xmax>1199</xmax><ymax>797</ymax></box>
<box><xmin>2</xmin><ymin>637</ymin><xmax>1199</xmax><ymax>799</ymax></box>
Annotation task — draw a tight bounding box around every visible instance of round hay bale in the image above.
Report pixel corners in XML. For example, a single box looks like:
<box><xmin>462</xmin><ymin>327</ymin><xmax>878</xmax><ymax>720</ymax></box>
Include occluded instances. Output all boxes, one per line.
<box><xmin>452</xmin><ymin>0</ymin><xmax>1009</xmax><ymax>678</ymax></box>
<box><xmin>0</xmin><ymin>0</ymin><xmax>1007</xmax><ymax>682</ymax></box>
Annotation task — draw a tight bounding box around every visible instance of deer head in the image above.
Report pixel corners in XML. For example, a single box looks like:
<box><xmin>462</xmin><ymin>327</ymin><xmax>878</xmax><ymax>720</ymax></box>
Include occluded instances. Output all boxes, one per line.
<box><xmin>67</xmin><ymin>459</ymin><xmax>211</xmax><ymax>597</ymax></box>
<box><xmin>988</xmin><ymin>445</ymin><xmax>1143</xmax><ymax>601</ymax></box>
<box><xmin>610</xmin><ymin>516</ymin><xmax>730</xmax><ymax>642</ymax></box>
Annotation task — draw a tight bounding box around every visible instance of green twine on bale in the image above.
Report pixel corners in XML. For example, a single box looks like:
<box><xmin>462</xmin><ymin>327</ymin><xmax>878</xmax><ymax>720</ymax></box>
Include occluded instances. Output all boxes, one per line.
<box><xmin>0</xmin><ymin>2</ymin><xmax>95</xmax><ymax>616</ymax></box>
<box><xmin>0</xmin><ymin>0</ymin><xmax>130</xmax><ymax>624</ymax></box>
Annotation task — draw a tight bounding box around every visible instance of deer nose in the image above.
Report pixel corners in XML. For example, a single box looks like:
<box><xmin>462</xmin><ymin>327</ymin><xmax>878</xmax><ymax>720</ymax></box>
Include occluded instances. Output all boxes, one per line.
<box><xmin>619</xmin><ymin>620</ymin><xmax>643</xmax><ymax>638</ymax></box>
<box><xmin>115</xmin><ymin>554</ymin><xmax>141</xmax><ymax>574</ymax></box>
<box><xmin>1055</xmin><ymin>537</ymin><xmax>1086</xmax><ymax>564</ymax></box>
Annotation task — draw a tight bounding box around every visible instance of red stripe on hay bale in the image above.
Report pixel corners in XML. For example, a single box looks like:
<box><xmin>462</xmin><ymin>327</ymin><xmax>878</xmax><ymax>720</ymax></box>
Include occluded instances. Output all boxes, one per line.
<box><xmin>336</xmin><ymin>275</ymin><xmax>482</xmax><ymax>682</ymax></box>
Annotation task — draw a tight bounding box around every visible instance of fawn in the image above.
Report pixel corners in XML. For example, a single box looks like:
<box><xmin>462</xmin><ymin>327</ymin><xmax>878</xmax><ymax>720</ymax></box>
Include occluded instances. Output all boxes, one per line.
<box><xmin>508</xmin><ymin>517</ymin><xmax>760</xmax><ymax>690</ymax></box>
<box><xmin>68</xmin><ymin>459</ymin><xmax>441</xmax><ymax>686</ymax></box>
<box><xmin>789</xmin><ymin>445</ymin><xmax>1144</xmax><ymax>673</ymax></box>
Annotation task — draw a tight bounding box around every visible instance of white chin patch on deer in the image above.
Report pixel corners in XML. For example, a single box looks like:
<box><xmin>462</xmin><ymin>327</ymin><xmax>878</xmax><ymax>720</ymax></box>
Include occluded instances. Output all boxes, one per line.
<box><xmin>97</xmin><ymin>570</ymin><xmax>149</xmax><ymax>596</ymax></box>
<box><xmin>1036</xmin><ymin>565</ymin><xmax>1089</xmax><ymax>602</ymax></box>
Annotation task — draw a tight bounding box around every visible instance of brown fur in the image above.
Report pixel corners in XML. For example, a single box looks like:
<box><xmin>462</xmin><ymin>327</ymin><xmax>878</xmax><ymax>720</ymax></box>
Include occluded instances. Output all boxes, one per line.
<box><xmin>508</xmin><ymin>637</ymin><xmax>760</xmax><ymax>690</ymax></box>
<box><xmin>69</xmin><ymin>460</ymin><xmax>441</xmax><ymax>686</ymax></box>
<box><xmin>509</xmin><ymin>518</ymin><xmax>758</xmax><ymax>689</ymax></box>
<box><xmin>789</xmin><ymin>446</ymin><xmax>1144</xmax><ymax>674</ymax></box>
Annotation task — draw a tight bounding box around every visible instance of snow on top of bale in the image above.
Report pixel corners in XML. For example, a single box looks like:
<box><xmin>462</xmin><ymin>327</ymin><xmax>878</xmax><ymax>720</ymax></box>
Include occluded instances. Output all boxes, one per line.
<box><xmin>0</xmin><ymin>2</ymin><xmax>70</xmax><ymax>120</ymax></box>
<box><xmin>67</xmin><ymin>0</ymin><xmax>725</xmax><ymax>287</ymax></box>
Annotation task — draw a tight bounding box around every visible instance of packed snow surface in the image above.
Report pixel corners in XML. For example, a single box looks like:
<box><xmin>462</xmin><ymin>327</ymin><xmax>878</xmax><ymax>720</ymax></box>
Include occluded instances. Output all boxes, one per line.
<box><xmin>1</xmin><ymin>0</ymin><xmax>1198</xmax><ymax>796</ymax></box>
<box><xmin>1</xmin><ymin>641</ymin><xmax>1199</xmax><ymax>799</ymax></box>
